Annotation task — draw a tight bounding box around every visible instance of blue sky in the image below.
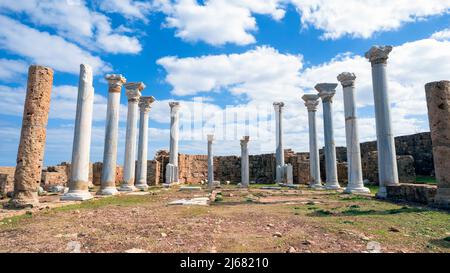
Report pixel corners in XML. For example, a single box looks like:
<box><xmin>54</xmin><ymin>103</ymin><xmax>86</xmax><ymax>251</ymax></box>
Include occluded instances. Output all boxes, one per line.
<box><xmin>1</xmin><ymin>0</ymin><xmax>450</xmax><ymax>166</ymax></box>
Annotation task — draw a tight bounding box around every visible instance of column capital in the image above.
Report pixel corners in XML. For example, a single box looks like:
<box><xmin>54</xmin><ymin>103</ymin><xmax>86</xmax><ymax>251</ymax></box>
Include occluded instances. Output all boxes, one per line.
<box><xmin>337</xmin><ymin>72</ymin><xmax>356</xmax><ymax>88</ymax></box>
<box><xmin>365</xmin><ymin>45</ymin><xmax>393</xmax><ymax>64</ymax></box>
<box><xmin>315</xmin><ymin>83</ymin><xmax>337</xmax><ymax>103</ymax></box>
<box><xmin>273</xmin><ymin>102</ymin><xmax>285</xmax><ymax>111</ymax></box>
<box><xmin>169</xmin><ymin>101</ymin><xmax>181</xmax><ymax>113</ymax></box>
<box><xmin>207</xmin><ymin>134</ymin><xmax>214</xmax><ymax>142</ymax></box>
<box><xmin>139</xmin><ymin>96</ymin><xmax>155</xmax><ymax>113</ymax></box>
<box><xmin>105</xmin><ymin>74</ymin><xmax>127</xmax><ymax>92</ymax></box>
<box><xmin>240</xmin><ymin>136</ymin><xmax>250</xmax><ymax>147</ymax></box>
<box><xmin>125</xmin><ymin>82</ymin><xmax>145</xmax><ymax>102</ymax></box>
<box><xmin>302</xmin><ymin>94</ymin><xmax>320</xmax><ymax>112</ymax></box>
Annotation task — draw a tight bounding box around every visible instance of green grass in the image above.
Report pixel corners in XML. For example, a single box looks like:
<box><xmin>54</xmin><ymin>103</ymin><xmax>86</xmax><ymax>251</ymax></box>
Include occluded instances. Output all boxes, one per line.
<box><xmin>416</xmin><ymin>176</ymin><xmax>437</xmax><ymax>185</ymax></box>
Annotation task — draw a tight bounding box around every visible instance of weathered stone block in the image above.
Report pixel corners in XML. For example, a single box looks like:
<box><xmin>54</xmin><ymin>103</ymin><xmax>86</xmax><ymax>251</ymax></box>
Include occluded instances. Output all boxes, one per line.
<box><xmin>386</xmin><ymin>184</ymin><xmax>437</xmax><ymax>205</ymax></box>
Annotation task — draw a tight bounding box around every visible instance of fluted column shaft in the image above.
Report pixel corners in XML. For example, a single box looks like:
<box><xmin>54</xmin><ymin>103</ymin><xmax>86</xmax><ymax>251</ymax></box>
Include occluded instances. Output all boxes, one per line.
<box><xmin>136</xmin><ymin>96</ymin><xmax>154</xmax><ymax>190</ymax></box>
<box><xmin>207</xmin><ymin>135</ymin><xmax>214</xmax><ymax>189</ymax></box>
<box><xmin>62</xmin><ymin>64</ymin><xmax>94</xmax><ymax>201</ymax></box>
<box><xmin>338</xmin><ymin>73</ymin><xmax>370</xmax><ymax>194</ymax></box>
<box><xmin>273</xmin><ymin>102</ymin><xmax>285</xmax><ymax>183</ymax></box>
<box><xmin>365</xmin><ymin>46</ymin><xmax>399</xmax><ymax>198</ymax></box>
<box><xmin>120</xmin><ymin>82</ymin><xmax>144</xmax><ymax>192</ymax></box>
<box><xmin>99</xmin><ymin>74</ymin><xmax>126</xmax><ymax>195</ymax></box>
<box><xmin>241</xmin><ymin>136</ymin><xmax>250</xmax><ymax>187</ymax></box>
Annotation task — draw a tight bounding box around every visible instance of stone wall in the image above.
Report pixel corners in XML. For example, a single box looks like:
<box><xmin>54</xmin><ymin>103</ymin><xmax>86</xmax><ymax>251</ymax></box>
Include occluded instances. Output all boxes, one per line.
<box><xmin>361</xmin><ymin>151</ymin><xmax>416</xmax><ymax>184</ymax></box>
<box><xmin>386</xmin><ymin>184</ymin><xmax>437</xmax><ymax>205</ymax></box>
<box><xmin>0</xmin><ymin>167</ymin><xmax>15</xmax><ymax>195</ymax></box>
<box><xmin>91</xmin><ymin>162</ymin><xmax>123</xmax><ymax>186</ymax></box>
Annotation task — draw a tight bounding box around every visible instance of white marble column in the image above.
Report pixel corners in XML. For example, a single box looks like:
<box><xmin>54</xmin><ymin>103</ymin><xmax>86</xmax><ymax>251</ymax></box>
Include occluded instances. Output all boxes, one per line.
<box><xmin>365</xmin><ymin>46</ymin><xmax>399</xmax><ymax>198</ymax></box>
<box><xmin>207</xmin><ymin>134</ymin><xmax>214</xmax><ymax>189</ymax></box>
<box><xmin>273</xmin><ymin>102</ymin><xmax>285</xmax><ymax>183</ymax></box>
<box><xmin>99</xmin><ymin>74</ymin><xmax>126</xmax><ymax>196</ymax></box>
<box><xmin>316</xmin><ymin>83</ymin><xmax>341</xmax><ymax>190</ymax></box>
<box><xmin>136</xmin><ymin>96</ymin><xmax>155</xmax><ymax>190</ymax></box>
<box><xmin>165</xmin><ymin>102</ymin><xmax>181</xmax><ymax>185</ymax></box>
<box><xmin>338</xmin><ymin>73</ymin><xmax>370</xmax><ymax>194</ymax></box>
<box><xmin>119</xmin><ymin>82</ymin><xmax>144</xmax><ymax>192</ymax></box>
<box><xmin>62</xmin><ymin>64</ymin><xmax>94</xmax><ymax>201</ymax></box>
<box><xmin>240</xmin><ymin>136</ymin><xmax>250</xmax><ymax>188</ymax></box>
<box><xmin>302</xmin><ymin>94</ymin><xmax>323</xmax><ymax>189</ymax></box>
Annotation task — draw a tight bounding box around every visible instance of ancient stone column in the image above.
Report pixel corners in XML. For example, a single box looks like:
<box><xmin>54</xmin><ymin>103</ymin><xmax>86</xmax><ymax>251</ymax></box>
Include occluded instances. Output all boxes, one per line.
<box><xmin>119</xmin><ymin>82</ymin><xmax>144</xmax><ymax>192</ymax></box>
<box><xmin>338</xmin><ymin>73</ymin><xmax>370</xmax><ymax>194</ymax></box>
<box><xmin>302</xmin><ymin>94</ymin><xmax>323</xmax><ymax>189</ymax></box>
<box><xmin>11</xmin><ymin>65</ymin><xmax>53</xmax><ymax>208</ymax></box>
<box><xmin>207</xmin><ymin>134</ymin><xmax>214</xmax><ymax>189</ymax></box>
<box><xmin>273</xmin><ymin>102</ymin><xmax>285</xmax><ymax>183</ymax></box>
<box><xmin>136</xmin><ymin>96</ymin><xmax>155</xmax><ymax>190</ymax></box>
<box><xmin>165</xmin><ymin>102</ymin><xmax>181</xmax><ymax>185</ymax></box>
<box><xmin>316</xmin><ymin>83</ymin><xmax>341</xmax><ymax>190</ymax></box>
<box><xmin>99</xmin><ymin>74</ymin><xmax>126</xmax><ymax>196</ymax></box>
<box><xmin>425</xmin><ymin>81</ymin><xmax>450</xmax><ymax>209</ymax></box>
<box><xmin>365</xmin><ymin>46</ymin><xmax>399</xmax><ymax>198</ymax></box>
<box><xmin>62</xmin><ymin>64</ymin><xmax>94</xmax><ymax>201</ymax></box>
<box><xmin>240</xmin><ymin>136</ymin><xmax>250</xmax><ymax>188</ymax></box>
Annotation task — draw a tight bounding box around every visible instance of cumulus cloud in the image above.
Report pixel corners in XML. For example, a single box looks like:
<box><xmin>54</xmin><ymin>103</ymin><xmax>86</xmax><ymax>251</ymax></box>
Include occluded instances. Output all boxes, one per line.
<box><xmin>290</xmin><ymin>0</ymin><xmax>450</xmax><ymax>39</ymax></box>
<box><xmin>155</xmin><ymin>0</ymin><xmax>285</xmax><ymax>45</ymax></box>
<box><xmin>0</xmin><ymin>0</ymin><xmax>142</xmax><ymax>54</ymax></box>
<box><xmin>98</xmin><ymin>0</ymin><xmax>152</xmax><ymax>22</ymax></box>
<box><xmin>0</xmin><ymin>59</ymin><xmax>28</xmax><ymax>82</ymax></box>
<box><xmin>431</xmin><ymin>28</ymin><xmax>450</xmax><ymax>41</ymax></box>
<box><xmin>0</xmin><ymin>16</ymin><xmax>109</xmax><ymax>75</ymax></box>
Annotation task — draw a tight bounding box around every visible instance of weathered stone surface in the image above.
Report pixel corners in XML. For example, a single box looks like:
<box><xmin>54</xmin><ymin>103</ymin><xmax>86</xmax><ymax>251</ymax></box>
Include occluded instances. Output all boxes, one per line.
<box><xmin>426</xmin><ymin>80</ymin><xmax>450</xmax><ymax>209</ymax></box>
<box><xmin>12</xmin><ymin>65</ymin><xmax>53</xmax><ymax>208</ymax></box>
<box><xmin>386</xmin><ymin>184</ymin><xmax>437</xmax><ymax>205</ymax></box>
<box><xmin>92</xmin><ymin>162</ymin><xmax>122</xmax><ymax>186</ymax></box>
<box><xmin>361</xmin><ymin>152</ymin><xmax>415</xmax><ymax>184</ymax></box>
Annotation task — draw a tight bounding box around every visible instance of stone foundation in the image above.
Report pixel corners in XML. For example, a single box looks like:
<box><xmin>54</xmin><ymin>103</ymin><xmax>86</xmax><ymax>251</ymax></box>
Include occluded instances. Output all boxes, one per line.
<box><xmin>386</xmin><ymin>184</ymin><xmax>437</xmax><ymax>205</ymax></box>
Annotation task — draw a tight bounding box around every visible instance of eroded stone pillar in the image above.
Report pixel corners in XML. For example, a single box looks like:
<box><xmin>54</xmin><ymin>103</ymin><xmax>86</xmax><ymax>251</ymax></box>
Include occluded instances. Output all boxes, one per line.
<box><xmin>338</xmin><ymin>73</ymin><xmax>370</xmax><ymax>194</ymax></box>
<box><xmin>316</xmin><ymin>83</ymin><xmax>341</xmax><ymax>190</ymax></box>
<box><xmin>136</xmin><ymin>96</ymin><xmax>155</xmax><ymax>190</ymax></box>
<box><xmin>99</xmin><ymin>74</ymin><xmax>126</xmax><ymax>196</ymax></box>
<box><xmin>165</xmin><ymin>102</ymin><xmax>180</xmax><ymax>185</ymax></box>
<box><xmin>11</xmin><ymin>65</ymin><xmax>53</xmax><ymax>208</ymax></box>
<box><xmin>119</xmin><ymin>82</ymin><xmax>144</xmax><ymax>192</ymax></box>
<box><xmin>302</xmin><ymin>94</ymin><xmax>323</xmax><ymax>189</ymax></box>
<box><xmin>273</xmin><ymin>102</ymin><xmax>285</xmax><ymax>183</ymax></box>
<box><xmin>62</xmin><ymin>64</ymin><xmax>94</xmax><ymax>201</ymax></box>
<box><xmin>365</xmin><ymin>46</ymin><xmax>399</xmax><ymax>198</ymax></box>
<box><xmin>207</xmin><ymin>134</ymin><xmax>214</xmax><ymax>189</ymax></box>
<box><xmin>240</xmin><ymin>136</ymin><xmax>250</xmax><ymax>188</ymax></box>
<box><xmin>425</xmin><ymin>81</ymin><xmax>450</xmax><ymax>209</ymax></box>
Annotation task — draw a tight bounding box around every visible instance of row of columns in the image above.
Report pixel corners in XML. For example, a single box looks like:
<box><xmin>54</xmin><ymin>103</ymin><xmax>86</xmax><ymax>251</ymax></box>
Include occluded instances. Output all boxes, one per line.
<box><xmin>62</xmin><ymin>65</ymin><xmax>156</xmax><ymax>201</ymax></box>
<box><xmin>301</xmin><ymin>45</ymin><xmax>399</xmax><ymax>196</ymax></box>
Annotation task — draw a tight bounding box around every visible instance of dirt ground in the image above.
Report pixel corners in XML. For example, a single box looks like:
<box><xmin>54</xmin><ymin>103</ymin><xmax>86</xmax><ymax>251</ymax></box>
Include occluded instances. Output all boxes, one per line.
<box><xmin>0</xmin><ymin>185</ymin><xmax>449</xmax><ymax>253</ymax></box>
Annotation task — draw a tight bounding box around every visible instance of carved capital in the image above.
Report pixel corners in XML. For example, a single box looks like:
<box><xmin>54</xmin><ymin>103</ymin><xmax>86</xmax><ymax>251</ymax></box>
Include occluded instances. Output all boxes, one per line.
<box><xmin>302</xmin><ymin>94</ymin><xmax>320</xmax><ymax>112</ymax></box>
<box><xmin>240</xmin><ymin>136</ymin><xmax>250</xmax><ymax>147</ymax></box>
<box><xmin>315</xmin><ymin>83</ymin><xmax>337</xmax><ymax>103</ymax></box>
<box><xmin>207</xmin><ymin>134</ymin><xmax>214</xmax><ymax>142</ymax></box>
<box><xmin>169</xmin><ymin>101</ymin><xmax>181</xmax><ymax>114</ymax></box>
<box><xmin>337</xmin><ymin>72</ymin><xmax>356</xmax><ymax>88</ymax></box>
<box><xmin>105</xmin><ymin>74</ymin><xmax>126</xmax><ymax>92</ymax></box>
<box><xmin>125</xmin><ymin>82</ymin><xmax>145</xmax><ymax>102</ymax></box>
<box><xmin>139</xmin><ymin>96</ymin><xmax>155</xmax><ymax>113</ymax></box>
<box><xmin>273</xmin><ymin>102</ymin><xmax>284</xmax><ymax>112</ymax></box>
<box><xmin>365</xmin><ymin>45</ymin><xmax>393</xmax><ymax>64</ymax></box>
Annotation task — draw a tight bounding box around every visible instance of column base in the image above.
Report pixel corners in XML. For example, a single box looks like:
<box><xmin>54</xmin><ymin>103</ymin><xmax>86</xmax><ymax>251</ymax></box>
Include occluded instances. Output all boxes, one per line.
<box><xmin>119</xmin><ymin>185</ymin><xmax>137</xmax><ymax>192</ymax></box>
<box><xmin>344</xmin><ymin>186</ymin><xmax>371</xmax><ymax>194</ymax></box>
<box><xmin>9</xmin><ymin>191</ymin><xmax>40</xmax><ymax>209</ymax></box>
<box><xmin>61</xmin><ymin>190</ymin><xmax>93</xmax><ymax>201</ymax></box>
<box><xmin>325</xmin><ymin>183</ymin><xmax>341</xmax><ymax>190</ymax></box>
<box><xmin>434</xmin><ymin>188</ymin><xmax>450</xmax><ymax>209</ymax></box>
<box><xmin>375</xmin><ymin>186</ymin><xmax>387</xmax><ymax>199</ymax></box>
<box><xmin>135</xmin><ymin>184</ymin><xmax>149</xmax><ymax>191</ymax></box>
<box><xmin>310</xmin><ymin>184</ymin><xmax>324</xmax><ymax>190</ymax></box>
<box><xmin>98</xmin><ymin>187</ymin><xmax>119</xmax><ymax>196</ymax></box>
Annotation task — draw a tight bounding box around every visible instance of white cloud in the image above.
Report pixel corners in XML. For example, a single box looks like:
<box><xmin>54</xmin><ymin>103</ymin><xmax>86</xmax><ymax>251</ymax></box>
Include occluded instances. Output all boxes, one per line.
<box><xmin>155</xmin><ymin>0</ymin><xmax>285</xmax><ymax>45</ymax></box>
<box><xmin>98</xmin><ymin>0</ymin><xmax>152</xmax><ymax>22</ymax></box>
<box><xmin>0</xmin><ymin>15</ymin><xmax>109</xmax><ymax>75</ymax></box>
<box><xmin>0</xmin><ymin>59</ymin><xmax>28</xmax><ymax>82</ymax></box>
<box><xmin>0</xmin><ymin>0</ymin><xmax>142</xmax><ymax>54</ymax></box>
<box><xmin>431</xmin><ymin>28</ymin><xmax>450</xmax><ymax>41</ymax></box>
<box><xmin>290</xmin><ymin>0</ymin><xmax>450</xmax><ymax>39</ymax></box>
